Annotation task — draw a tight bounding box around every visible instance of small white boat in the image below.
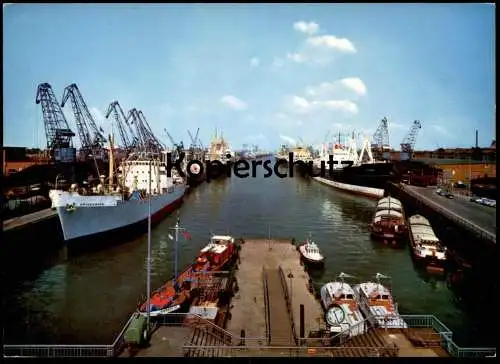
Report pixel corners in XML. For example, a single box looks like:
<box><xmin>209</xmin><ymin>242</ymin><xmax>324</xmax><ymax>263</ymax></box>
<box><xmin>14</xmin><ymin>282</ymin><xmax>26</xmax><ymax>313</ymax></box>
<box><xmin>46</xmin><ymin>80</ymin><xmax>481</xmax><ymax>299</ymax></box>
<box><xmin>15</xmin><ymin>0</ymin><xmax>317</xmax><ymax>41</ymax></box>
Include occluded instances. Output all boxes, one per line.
<box><xmin>354</xmin><ymin>273</ymin><xmax>407</xmax><ymax>329</ymax></box>
<box><xmin>298</xmin><ymin>234</ymin><xmax>325</xmax><ymax>267</ymax></box>
<box><xmin>320</xmin><ymin>273</ymin><xmax>366</xmax><ymax>337</ymax></box>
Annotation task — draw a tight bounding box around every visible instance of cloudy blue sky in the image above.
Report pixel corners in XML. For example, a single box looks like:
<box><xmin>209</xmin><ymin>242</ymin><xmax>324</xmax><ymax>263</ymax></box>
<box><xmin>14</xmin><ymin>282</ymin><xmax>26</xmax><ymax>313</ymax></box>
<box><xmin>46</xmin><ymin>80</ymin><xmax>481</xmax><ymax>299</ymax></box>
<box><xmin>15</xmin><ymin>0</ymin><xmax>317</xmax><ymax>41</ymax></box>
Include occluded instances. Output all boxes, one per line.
<box><xmin>3</xmin><ymin>3</ymin><xmax>495</xmax><ymax>151</ymax></box>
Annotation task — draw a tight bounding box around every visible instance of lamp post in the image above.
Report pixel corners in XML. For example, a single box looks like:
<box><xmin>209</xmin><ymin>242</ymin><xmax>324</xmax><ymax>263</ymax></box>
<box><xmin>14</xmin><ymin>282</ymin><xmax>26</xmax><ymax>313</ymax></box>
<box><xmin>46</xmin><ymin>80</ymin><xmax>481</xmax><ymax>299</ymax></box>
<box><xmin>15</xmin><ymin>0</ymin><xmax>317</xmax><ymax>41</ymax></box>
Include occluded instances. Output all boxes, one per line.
<box><xmin>287</xmin><ymin>271</ymin><xmax>294</xmax><ymax>344</ymax></box>
<box><xmin>146</xmin><ymin>158</ymin><xmax>152</xmax><ymax>333</ymax></box>
<box><xmin>287</xmin><ymin>272</ymin><xmax>294</xmax><ymax>306</ymax></box>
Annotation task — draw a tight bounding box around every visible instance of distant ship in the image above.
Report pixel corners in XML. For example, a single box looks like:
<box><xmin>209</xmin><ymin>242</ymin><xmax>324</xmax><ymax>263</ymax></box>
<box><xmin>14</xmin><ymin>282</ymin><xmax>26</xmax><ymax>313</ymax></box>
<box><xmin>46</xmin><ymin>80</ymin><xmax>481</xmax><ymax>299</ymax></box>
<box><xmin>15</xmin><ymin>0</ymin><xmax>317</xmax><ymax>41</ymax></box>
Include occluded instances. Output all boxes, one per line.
<box><xmin>206</xmin><ymin>129</ymin><xmax>234</xmax><ymax>179</ymax></box>
<box><xmin>49</xmin><ymin>147</ymin><xmax>186</xmax><ymax>243</ymax></box>
<box><xmin>311</xmin><ymin>134</ymin><xmax>398</xmax><ymax>192</ymax></box>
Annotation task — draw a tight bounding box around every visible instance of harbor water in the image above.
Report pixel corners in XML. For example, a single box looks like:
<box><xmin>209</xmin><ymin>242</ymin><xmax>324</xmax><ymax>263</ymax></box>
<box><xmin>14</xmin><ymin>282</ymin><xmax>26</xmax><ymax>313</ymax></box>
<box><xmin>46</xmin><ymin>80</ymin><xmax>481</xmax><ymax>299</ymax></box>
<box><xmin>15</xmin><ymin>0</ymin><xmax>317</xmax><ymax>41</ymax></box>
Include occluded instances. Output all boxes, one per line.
<box><xmin>3</xmin><ymin>162</ymin><xmax>495</xmax><ymax>347</ymax></box>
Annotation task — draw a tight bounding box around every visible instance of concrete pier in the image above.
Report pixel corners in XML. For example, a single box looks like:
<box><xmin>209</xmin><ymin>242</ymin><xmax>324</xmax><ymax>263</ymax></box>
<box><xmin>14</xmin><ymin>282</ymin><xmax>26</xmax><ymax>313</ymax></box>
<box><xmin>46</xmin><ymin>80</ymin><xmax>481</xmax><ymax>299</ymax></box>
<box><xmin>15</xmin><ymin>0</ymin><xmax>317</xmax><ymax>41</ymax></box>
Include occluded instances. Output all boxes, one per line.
<box><xmin>3</xmin><ymin>208</ymin><xmax>57</xmax><ymax>232</ymax></box>
<box><xmin>226</xmin><ymin>239</ymin><xmax>324</xmax><ymax>343</ymax></box>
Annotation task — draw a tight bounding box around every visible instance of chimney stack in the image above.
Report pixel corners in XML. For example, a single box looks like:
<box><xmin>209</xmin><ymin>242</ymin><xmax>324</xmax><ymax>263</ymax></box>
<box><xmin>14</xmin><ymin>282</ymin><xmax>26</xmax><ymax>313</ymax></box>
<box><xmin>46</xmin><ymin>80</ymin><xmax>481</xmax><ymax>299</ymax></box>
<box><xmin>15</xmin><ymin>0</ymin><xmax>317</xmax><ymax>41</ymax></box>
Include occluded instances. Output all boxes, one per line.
<box><xmin>475</xmin><ymin>129</ymin><xmax>478</xmax><ymax>148</ymax></box>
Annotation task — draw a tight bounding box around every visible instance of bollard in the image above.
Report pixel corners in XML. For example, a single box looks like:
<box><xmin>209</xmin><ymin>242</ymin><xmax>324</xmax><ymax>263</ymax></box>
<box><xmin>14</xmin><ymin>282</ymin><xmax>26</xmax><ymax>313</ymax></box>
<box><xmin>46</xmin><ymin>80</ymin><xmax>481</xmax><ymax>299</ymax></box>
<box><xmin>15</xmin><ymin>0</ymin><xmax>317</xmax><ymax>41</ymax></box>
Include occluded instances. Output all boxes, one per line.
<box><xmin>300</xmin><ymin>304</ymin><xmax>305</xmax><ymax>345</ymax></box>
<box><xmin>240</xmin><ymin>329</ymin><xmax>245</xmax><ymax>346</ymax></box>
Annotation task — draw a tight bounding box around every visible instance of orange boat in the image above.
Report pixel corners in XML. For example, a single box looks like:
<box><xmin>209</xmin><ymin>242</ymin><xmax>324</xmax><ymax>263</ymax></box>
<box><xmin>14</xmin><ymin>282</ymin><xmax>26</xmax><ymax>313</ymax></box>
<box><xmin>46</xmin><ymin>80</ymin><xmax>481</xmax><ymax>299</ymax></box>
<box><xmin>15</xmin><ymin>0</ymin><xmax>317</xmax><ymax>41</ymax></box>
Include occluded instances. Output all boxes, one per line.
<box><xmin>138</xmin><ymin>235</ymin><xmax>237</xmax><ymax>317</ymax></box>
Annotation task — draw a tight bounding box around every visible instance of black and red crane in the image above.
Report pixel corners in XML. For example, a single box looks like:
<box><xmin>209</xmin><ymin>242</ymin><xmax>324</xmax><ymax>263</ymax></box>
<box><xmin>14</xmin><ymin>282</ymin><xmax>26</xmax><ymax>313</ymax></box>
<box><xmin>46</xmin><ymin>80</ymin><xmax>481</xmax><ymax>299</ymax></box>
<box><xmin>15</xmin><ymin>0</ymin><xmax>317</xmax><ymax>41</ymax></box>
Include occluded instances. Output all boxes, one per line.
<box><xmin>60</xmin><ymin>83</ymin><xmax>107</xmax><ymax>161</ymax></box>
<box><xmin>105</xmin><ymin>101</ymin><xmax>138</xmax><ymax>152</ymax></box>
<box><xmin>35</xmin><ymin>83</ymin><xmax>76</xmax><ymax>163</ymax></box>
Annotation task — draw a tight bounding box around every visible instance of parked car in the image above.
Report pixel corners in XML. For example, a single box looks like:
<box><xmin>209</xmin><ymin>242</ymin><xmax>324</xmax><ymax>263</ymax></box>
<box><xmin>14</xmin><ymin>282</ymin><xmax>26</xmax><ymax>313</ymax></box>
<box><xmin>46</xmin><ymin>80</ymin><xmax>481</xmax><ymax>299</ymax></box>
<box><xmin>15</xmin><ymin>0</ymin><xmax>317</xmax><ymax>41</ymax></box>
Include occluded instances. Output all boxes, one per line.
<box><xmin>470</xmin><ymin>196</ymin><xmax>482</xmax><ymax>203</ymax></box>
<box><xmin>446</xmin><ymin>192</ymin><xmax>454</xmax><ymax>199</ymax></box>
<box><xmin>481</xmin><ymin>198</ymin><xmax>496</xmax><ymax>207</ymax></box>
<box><xmin>436</xmin><ymin>188</ymin><xmax>442</xmax><ymax>195</ymax></box>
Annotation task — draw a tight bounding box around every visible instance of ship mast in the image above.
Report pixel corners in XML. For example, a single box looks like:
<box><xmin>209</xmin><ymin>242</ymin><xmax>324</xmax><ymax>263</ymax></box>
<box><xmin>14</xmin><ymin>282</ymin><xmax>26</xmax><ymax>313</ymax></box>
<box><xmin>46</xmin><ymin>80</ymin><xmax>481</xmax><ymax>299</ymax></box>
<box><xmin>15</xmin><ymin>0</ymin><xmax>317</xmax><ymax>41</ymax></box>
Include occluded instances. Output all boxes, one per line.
<box><xmin>170</xmin><ymin>214</ymin><xmax>185</xmax><ymax>292</ymax></box>
<box><xmin>108</xmin><ymin>133</ymin><xmax>114</xmax><ymax>192</ymax></box>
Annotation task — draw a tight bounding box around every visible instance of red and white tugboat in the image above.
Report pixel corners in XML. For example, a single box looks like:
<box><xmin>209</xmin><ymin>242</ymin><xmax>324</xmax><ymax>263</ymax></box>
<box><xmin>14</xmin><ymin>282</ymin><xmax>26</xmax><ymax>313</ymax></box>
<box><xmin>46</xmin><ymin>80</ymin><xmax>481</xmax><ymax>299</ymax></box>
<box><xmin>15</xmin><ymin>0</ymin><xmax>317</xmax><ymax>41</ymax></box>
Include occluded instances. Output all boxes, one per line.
<box><xmin>138</xmin><ymin>234</ymin><xmax>238</xmax><ymax>317</ymax></box>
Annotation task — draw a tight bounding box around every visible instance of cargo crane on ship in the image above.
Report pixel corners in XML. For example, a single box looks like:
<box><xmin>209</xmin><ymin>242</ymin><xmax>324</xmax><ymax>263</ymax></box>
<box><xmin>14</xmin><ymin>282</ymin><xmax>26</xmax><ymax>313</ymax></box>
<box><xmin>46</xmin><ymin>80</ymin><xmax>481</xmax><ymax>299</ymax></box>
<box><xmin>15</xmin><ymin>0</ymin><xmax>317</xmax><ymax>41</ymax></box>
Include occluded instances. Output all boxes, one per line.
<box><xmin>371</xmin><ymin>117</ymin><xmax>390</xmax><ymax>161</ymax></box>
<box><xmin>36</xmin><ymin>83</ymin><xmax>76</xmax><ymax>164</ymax></box>
<box><xmin>105</xmin><ymin>101</ymin><xmax>138</xmax><ymax>156</ymax></box>
<box><xmin>400</xmin><ymin>120</ymin><xmax>422</xmax><ymax>161</ymax></box>
<box><xmin>60</xmin><ymin>84</ymin><xmax>107</xmax><ymax>163</ymax></box>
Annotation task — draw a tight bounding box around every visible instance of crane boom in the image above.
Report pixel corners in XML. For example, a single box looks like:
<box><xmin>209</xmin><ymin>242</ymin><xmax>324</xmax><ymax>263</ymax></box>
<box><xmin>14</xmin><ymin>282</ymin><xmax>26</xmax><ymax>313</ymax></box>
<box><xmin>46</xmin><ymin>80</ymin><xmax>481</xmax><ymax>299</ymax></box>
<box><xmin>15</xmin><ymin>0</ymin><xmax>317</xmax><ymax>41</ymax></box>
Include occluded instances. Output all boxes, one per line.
<box><xmin>35</xmin><ymin>83</ymin><xmax>75</xmax><ymax>160</ymax></box>
<box><xmin>105</xmin><ymin>101</ymin><xmax>132</xmax><ymax>151</ymax></box>
<box><xmin>400</xmin><ymin>120</ymin><xmax>422</xmax><ymax>160</ymax></box>
<box><xmin>61</xmin><ymin>84</ymin><xmax>106</xmax><ymax>159</ymax></box>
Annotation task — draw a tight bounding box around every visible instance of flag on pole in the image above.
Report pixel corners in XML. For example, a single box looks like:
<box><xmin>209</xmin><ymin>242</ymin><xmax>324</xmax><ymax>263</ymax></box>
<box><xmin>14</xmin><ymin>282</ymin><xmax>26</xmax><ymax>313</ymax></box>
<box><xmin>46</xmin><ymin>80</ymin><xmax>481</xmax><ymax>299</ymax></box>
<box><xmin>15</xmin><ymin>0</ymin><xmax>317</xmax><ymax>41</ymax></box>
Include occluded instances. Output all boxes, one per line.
<box><xmin>181</xmin><ymin>231</ymin><xmax>192</xmax><ymax>240</ymax></box>
<box><xmin>168</xmin><ymin>234</ymin><xmax>174</xmax><ymax>240</ymax></box>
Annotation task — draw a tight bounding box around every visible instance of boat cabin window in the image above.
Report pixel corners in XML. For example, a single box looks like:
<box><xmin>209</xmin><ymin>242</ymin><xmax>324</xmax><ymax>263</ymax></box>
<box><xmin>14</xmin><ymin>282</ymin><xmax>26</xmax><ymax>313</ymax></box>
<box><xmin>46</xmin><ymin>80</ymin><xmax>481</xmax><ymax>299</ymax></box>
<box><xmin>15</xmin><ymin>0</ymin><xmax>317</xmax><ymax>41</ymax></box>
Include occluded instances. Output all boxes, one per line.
<box><xmin>381</xmin><ymin>295</ymin><xmax>389</xmax><ymax>300</ymax></box>
<box><xmin>346</xmin><ymin>294</ymin><xmax>353</xmax><ymax>299</ymax></box>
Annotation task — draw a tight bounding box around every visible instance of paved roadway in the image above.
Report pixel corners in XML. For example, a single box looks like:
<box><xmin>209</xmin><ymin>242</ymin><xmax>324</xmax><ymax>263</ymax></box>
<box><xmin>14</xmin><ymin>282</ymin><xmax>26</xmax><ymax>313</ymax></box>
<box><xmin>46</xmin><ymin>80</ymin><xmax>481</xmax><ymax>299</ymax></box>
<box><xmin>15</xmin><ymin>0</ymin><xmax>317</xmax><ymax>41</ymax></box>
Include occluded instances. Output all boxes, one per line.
<box><xmin>404</xmin><ymin>185</ymin><xmax>496</xmax><ymax>238</ymax></box>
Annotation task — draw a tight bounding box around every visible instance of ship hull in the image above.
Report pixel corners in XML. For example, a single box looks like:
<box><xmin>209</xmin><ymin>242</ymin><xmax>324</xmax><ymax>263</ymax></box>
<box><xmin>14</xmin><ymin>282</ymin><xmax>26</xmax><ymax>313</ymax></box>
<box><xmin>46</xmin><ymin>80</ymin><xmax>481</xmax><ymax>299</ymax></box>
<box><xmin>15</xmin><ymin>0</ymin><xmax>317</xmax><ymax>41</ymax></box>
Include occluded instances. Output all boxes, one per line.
<box><xmin>312</xmin><ymin>162</ymin><xmax>398</xmax><ymax>190</ymax></box>
<box><xmin>56</xmin><ymin>187</ymin><xmax>186</xmax><ymax>243</ymax></box>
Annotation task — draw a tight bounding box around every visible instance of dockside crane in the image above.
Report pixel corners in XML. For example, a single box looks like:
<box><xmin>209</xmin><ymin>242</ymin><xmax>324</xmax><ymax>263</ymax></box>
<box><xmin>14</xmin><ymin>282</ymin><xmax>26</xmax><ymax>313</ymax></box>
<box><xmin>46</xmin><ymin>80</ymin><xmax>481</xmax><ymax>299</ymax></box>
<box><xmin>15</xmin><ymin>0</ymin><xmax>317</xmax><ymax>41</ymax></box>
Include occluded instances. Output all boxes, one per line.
<box><xmin>105</xmin><ymin>101</ymin><xmax>138</xmax><ymax>152</ymax></box>
<box><xmin>60</xmin><ymin>84</ymin><xmax>107</xmax><ymax>160</ymax></box>
<box><xmin>400</xmin><ymin>120</ymin><xmax>422</xmax><ymax>160</ymax></box>
<box><xmin>371</xmin><ymin>117</ymin><xmax>390</xmax><ymax>160</ymax></box>
<box><xmin>187</xmin><ymin>128</ymin><xmax>200</xmax><ymax>150</ymax></box>
<box><xmin>164</xmin><ymin>129</ymin><xmax>183</xmax><ymax>151</ymax></box>
<box><xmin>126</xmin><ymin>108</ymin><xmax>164</xmax><ymax>154</ymax></box>
<box><xmin>137</xmin><ymin>110</ymin><xmax>165</xmax><ymax>151</ymax></box>
<box><xmin>36</xmin><ymin>83</ymin><xmax>76</xmax><ymax>163</ymax></box>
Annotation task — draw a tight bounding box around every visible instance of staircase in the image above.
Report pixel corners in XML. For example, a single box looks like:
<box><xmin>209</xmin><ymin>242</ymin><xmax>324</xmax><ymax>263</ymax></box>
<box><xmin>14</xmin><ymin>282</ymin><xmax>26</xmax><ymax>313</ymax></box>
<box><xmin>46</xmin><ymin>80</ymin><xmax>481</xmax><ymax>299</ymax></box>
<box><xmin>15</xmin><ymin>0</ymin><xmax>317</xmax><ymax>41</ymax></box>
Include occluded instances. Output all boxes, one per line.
<box><xmin>330</xmin><ymin>328</ymin><xmax>398</xmax><ymax>357</ymax></box>
<box><xmin>185</xmin><ymin>326</ymin><xmax>232</xmax><ymax>357</ymax></box>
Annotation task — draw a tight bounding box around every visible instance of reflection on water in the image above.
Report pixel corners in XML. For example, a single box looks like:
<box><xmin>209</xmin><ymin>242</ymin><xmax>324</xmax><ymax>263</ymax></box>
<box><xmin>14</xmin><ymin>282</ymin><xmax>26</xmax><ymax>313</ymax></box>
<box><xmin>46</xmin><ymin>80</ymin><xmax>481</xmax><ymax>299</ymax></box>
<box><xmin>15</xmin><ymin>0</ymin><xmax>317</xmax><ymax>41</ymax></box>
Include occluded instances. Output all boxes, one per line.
<box><xmin>3</xmin><ymin>169</ymin><xmax>496</xmax><ymax>348</ymax></box>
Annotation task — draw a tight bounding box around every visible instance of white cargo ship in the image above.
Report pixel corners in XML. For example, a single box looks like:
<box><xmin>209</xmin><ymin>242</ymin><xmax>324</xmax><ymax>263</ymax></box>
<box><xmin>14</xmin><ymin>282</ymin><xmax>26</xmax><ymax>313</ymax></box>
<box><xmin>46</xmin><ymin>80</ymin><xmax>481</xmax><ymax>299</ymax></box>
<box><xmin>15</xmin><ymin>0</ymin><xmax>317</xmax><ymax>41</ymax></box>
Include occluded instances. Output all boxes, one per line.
<box><xmin>49</xmin><ymin>150</ymin><xmax>186</xmax><ymax>242</ymax></box>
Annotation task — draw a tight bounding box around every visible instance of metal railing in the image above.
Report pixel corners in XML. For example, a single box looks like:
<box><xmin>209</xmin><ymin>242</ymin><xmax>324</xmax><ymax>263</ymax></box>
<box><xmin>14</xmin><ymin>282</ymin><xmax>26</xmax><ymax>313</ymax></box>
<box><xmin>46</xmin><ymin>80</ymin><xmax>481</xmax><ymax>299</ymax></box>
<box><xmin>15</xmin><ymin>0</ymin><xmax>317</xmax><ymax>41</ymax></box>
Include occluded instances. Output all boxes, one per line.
<box><xmin>278</xmin><ymin>266</ymin><xmax>298</xmax><ymax>345</ymax></box>
<box><xmin>3</xmin><ymin>312</ymin><xmax>136</xmax><ymax>358</ymax></box>
<box><xmin>4</xmin><ymin>311</ymin><xmax>496</xmax><ymax>358</ymax></box>
<box><xmin>262</xmin><ymin>268</ymin><xmax>271</xmax><ymax>345</ymax></box>
<box><xmin>400</xmin><ymin>184</ymin><xmax>496</xmax><ymax>244</ymax></box>
<box><xmin>182</xmin><ymin>345</ymin><xmax>385</xmax><ymax>357</ymax></box>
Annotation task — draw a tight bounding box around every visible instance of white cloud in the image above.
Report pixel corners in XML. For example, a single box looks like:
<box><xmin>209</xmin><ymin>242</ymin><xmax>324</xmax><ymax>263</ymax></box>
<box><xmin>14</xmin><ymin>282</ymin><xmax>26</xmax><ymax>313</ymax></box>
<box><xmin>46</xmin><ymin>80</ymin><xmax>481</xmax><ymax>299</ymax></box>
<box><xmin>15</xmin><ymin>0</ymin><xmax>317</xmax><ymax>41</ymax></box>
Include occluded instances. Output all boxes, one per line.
<box><xmin>293</xmin><ymin>21</ymin><xmax>319</xmax><ymax>35</ymax></box>
<box><xmin>306</xmin><ymin>35</ymin><xmax>357</xmax><ymax>53</ymax></box>
<box><xmin>339</xmin><ymin>78</ymin><xmax>367</xmax><ymax>96</ymax></box>
<box><xmin>279</xmin><ymin>134</ymin><xmax>297</xmax><ymax>145</ymax></box>
<box><xmin>250</xmin><ymin>57</ymin><xmax>260</xmax><ymax>67</ymax></box>
<box><xmin>322</xmin><ymin>100</ymin><xmax>358</xmax><ymax>114</ymax></box>
<box><xmin>220</xmin><ymin>95</ymin><xmax>248</xmax><ymax>110</ymax></box>
<box><xmin>305</xmin><ymin>78</ymin><xmax>367</xmax><ymax>98</ymax></box>
<box><xmin>286</xmin><ymin>52</ymin><xmax>306</xmax><ymax>63</ymax></box>
<box><xmin>287</xmin><ymin>95</ymin><xmax>358</xmax><ymax>115</ymax></box>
